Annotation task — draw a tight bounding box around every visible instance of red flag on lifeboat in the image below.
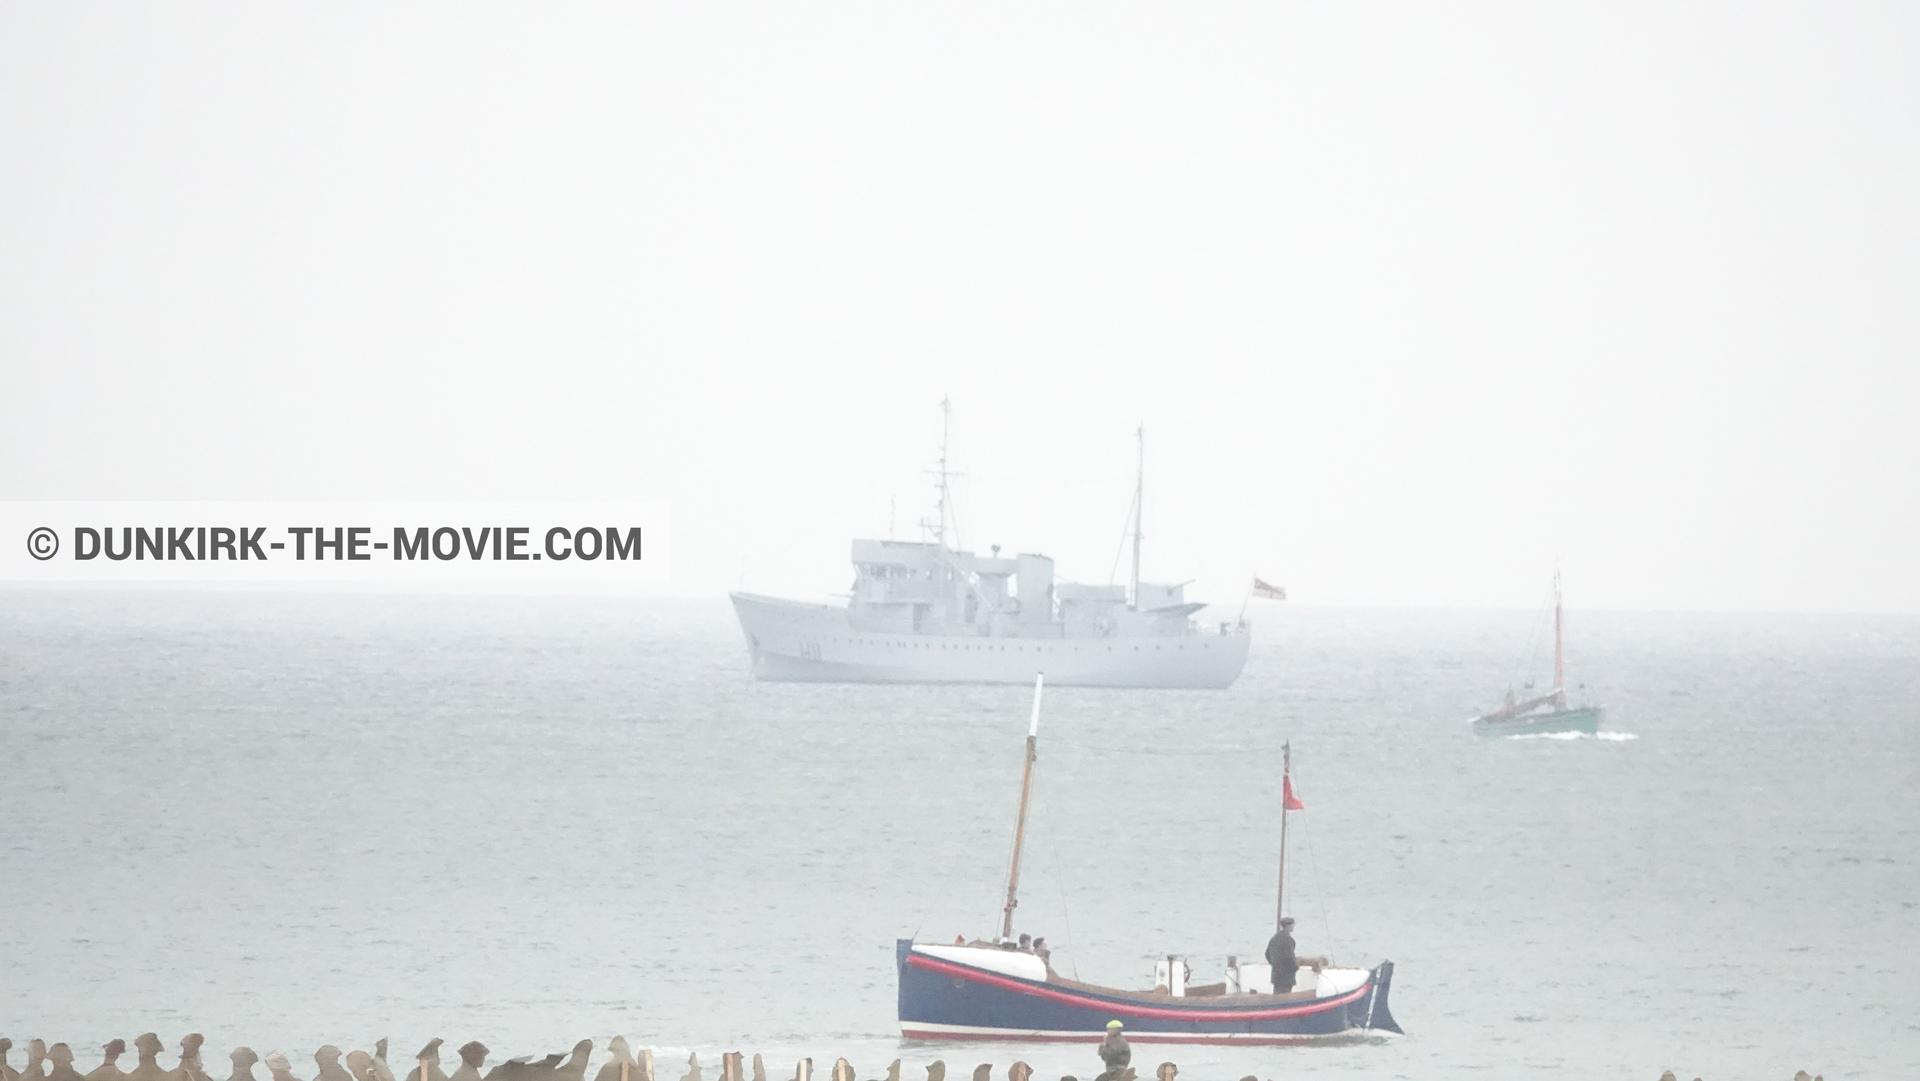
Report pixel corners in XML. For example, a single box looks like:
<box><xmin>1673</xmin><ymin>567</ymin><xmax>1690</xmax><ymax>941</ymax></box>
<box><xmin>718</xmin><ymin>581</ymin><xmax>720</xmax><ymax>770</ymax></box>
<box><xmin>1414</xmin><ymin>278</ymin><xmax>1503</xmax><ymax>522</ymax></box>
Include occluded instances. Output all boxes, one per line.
<box><xmin>1283</xmin><ymin>770</ymin><xmax>1305</xmax><ymax>810</ymax></box>
<box><xmin>1253</xmin><ymin>577</ymin><xmax>1287</xmax><ymax>601</ymax></box>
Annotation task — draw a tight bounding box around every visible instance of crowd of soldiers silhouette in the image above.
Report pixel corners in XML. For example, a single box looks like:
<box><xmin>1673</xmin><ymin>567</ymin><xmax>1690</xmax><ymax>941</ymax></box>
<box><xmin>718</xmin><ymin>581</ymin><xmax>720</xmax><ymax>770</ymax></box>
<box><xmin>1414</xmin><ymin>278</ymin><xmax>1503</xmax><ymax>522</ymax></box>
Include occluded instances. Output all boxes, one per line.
<box><xmin>2</xmin><ymin>1037</ymin><xmax>1776</xmax><ymax>1081</ymax></box>
<box><xmin>0</xmin><ymin>1038</ymin><xmax>1240</xmax><ymax>1081</ymax></box>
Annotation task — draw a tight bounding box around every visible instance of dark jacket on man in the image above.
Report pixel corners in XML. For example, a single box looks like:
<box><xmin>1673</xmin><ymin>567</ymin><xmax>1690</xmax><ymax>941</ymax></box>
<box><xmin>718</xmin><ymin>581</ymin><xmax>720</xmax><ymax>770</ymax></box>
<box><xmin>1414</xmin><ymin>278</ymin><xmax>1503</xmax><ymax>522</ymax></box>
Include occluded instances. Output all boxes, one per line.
<box><xmin>1265</xmin><ymin>929</ymin><xmax>1298</xmax><ymax>992</ymax></box>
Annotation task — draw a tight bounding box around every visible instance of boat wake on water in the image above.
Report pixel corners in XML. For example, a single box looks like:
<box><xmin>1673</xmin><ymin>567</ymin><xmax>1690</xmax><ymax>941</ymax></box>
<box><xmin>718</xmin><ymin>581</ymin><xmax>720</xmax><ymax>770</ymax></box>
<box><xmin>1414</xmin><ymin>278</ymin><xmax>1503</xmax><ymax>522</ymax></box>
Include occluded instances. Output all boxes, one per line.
<box><xmin>1506</xmin><ymin>730</ymin><xmax>1639</xmax><ymax>741</ymax></box>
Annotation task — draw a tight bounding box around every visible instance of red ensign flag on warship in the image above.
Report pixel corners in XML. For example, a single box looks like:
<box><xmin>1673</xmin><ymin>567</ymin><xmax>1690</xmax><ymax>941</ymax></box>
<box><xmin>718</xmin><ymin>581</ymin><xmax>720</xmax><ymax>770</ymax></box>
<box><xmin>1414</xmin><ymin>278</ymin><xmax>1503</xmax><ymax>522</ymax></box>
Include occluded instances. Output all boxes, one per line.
<box><xmin>1253</xmin><ymin>577</ymin><xmax>1287</xmax><ymax>601</ymax></box>
<box><xmin>1283</xmin><ymin>768</ymin><xmax>1305</xmax><ymax>810</ymax></box>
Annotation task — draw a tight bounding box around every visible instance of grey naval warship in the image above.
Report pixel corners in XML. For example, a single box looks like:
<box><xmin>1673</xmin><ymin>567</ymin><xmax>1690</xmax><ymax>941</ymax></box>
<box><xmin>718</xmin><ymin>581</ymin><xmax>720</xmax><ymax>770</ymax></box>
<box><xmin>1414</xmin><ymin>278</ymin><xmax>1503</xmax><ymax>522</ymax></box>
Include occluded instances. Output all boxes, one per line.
<box><xmin>730</xmin><ymin>414</ymin><xmax>1251</xmax><ymax>689</ymax></box>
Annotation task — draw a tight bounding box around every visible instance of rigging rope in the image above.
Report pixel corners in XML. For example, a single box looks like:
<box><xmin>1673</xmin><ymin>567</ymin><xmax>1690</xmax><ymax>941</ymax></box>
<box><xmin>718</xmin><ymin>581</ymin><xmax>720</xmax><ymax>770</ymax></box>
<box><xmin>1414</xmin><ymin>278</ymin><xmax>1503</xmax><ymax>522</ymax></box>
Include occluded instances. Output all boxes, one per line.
<box><xmin>1040</xmin><ymin>797</ymin><xmax>1082</xmax><ymax>982</ymax></box>
<box><xmin>1105</xmin><ymin>487</ymin><xmax>1139</xmax><ymax>588</ymax></box>
<box><xmin>1297</xmin><ymin>809</ymin><xmax>1339</xmax><ymax>961</ymax></box>
<box><xmin>1509</xmin><ymin>581</ymin><xmax>1556</xmax><ymax>692</ymax></box>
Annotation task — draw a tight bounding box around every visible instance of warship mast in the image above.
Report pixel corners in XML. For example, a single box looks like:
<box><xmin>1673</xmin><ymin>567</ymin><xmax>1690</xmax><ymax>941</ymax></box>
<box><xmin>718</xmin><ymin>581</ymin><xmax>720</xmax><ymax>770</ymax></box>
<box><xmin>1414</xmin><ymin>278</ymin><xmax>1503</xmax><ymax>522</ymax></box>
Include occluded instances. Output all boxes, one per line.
<box><xmin>922</xmin><ymin>395</ymin><xmax>972</xmax><ymax>630</ymax></box>
<box><xmin>1130</xmin><ymin>424</ymin><xmax>1144</xmax><ymax>609</ymax></box>
<box><xmin>933</xmin><ymin>395</ymin><xmax>956</xmax><ymax>551</ymax></box>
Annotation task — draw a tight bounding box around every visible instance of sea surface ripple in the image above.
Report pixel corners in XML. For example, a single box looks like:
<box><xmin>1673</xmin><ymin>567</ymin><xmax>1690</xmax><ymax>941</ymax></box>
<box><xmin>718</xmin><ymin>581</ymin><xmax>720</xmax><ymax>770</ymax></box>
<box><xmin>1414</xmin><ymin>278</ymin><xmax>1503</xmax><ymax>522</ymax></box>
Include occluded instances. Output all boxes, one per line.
<box><xmin>2</xmin><ymin>593</ymin><xmax>1915</xmax><ymax>1080</ymax></box>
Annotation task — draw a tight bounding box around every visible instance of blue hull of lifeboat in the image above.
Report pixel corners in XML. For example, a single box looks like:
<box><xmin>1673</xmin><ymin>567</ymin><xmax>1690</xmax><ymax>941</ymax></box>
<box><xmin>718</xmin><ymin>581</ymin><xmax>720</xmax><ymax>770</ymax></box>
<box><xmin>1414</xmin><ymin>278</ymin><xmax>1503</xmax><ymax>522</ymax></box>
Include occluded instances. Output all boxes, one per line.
<box><xmin>895</xmin><ymin>940</ymin><xmax>1402</xmax><ymax>1045</ymax></box>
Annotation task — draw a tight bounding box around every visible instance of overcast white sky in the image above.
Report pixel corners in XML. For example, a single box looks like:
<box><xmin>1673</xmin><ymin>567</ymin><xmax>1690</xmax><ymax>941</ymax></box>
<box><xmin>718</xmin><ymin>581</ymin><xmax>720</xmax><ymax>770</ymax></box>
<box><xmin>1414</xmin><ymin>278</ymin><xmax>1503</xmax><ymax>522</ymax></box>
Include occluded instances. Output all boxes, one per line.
<box><xmin>2</xmin><ymin>4</ymin><xmax>1915</xmax><ymax>612</ymax></box>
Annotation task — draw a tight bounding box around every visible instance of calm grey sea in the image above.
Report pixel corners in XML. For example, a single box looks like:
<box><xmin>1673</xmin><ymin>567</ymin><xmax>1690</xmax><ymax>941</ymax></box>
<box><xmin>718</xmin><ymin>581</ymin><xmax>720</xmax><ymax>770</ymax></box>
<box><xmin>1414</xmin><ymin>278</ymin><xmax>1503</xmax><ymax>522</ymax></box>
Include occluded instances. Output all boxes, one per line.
<box><xmin>2</xmin><ymin>593</ymin><xmax>1915</xmax><ymax>1080</ymax></box>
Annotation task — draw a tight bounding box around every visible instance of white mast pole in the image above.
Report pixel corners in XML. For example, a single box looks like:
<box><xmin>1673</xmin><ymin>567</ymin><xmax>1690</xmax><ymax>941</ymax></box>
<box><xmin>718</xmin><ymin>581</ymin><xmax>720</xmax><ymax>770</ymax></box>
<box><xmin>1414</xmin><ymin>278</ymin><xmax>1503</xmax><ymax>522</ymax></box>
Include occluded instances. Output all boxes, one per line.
<box><xmin>1001</xmin><ymin>673</ymin><xmax>1044</xmax><ymax>940</ymax></box>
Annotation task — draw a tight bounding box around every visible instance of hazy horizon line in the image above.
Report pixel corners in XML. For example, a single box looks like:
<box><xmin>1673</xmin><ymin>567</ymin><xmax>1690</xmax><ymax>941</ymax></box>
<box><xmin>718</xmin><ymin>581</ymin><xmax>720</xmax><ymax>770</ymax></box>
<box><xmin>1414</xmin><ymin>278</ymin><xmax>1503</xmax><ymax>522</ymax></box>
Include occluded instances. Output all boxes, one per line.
<box><xmin>4</xmin><ymin>582</ymin><xmax>1917</xmax><ymax>621</ymax></box>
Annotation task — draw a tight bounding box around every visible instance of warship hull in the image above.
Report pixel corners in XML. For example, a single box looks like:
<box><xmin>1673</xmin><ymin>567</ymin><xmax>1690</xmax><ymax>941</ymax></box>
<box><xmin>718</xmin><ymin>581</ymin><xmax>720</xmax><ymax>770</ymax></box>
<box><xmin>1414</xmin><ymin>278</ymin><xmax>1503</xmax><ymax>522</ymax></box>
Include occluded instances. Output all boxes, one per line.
<box><xmin>731</xmin><ymin>592</ymin><xmax>1250</xmax><ymax>689</ymax></box>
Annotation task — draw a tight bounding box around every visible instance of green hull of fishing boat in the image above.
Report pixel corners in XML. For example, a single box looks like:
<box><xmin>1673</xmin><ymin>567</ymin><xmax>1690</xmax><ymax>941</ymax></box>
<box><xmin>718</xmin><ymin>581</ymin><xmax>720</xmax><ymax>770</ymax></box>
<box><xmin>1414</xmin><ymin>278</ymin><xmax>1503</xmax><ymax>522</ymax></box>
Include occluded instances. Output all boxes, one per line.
<box><xmin>1474</xmin><ymin>705</ymin><xmax>1604</xmax><ymax>737</ymax></box>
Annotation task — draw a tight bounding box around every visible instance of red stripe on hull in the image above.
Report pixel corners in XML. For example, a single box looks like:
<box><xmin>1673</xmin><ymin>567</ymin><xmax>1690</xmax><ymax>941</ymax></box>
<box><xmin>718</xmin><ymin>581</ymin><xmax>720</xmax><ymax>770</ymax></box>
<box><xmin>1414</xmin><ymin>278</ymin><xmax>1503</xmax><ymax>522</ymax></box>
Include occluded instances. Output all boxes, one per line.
<box><xmin>904</xmin><ymin>954</ymin><xmax>1368</xmax><ymax>1022</ymax></box>
<box><xmin>899</xmin><ymin>1030</ymin><xmax>1317</xmax><ymax>1046</ymax></box>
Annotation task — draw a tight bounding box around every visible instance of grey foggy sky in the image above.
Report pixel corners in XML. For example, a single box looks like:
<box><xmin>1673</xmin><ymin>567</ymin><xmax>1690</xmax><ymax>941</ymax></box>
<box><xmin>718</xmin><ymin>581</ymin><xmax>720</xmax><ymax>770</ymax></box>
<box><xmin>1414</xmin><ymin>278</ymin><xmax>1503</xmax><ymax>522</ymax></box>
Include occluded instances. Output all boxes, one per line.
<box><xmin>2</xmin><ymin>4</ymin><xmax>1916</xmax><ymax>612</ymax></box>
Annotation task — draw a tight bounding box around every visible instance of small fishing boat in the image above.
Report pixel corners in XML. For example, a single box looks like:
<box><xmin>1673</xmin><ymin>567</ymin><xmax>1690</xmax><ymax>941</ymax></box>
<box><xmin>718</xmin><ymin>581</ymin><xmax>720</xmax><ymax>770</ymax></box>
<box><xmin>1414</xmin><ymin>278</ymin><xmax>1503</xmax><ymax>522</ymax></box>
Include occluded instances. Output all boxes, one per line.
<box><xmin>895</xmin><ymin>676</ymin><xmax>1401</xmax><ymax>1044</ymax></box>
<box><xmin>1472</xmin><ymin>572</ymin><xmax>1605</xmax><ymax>737</ymax></box>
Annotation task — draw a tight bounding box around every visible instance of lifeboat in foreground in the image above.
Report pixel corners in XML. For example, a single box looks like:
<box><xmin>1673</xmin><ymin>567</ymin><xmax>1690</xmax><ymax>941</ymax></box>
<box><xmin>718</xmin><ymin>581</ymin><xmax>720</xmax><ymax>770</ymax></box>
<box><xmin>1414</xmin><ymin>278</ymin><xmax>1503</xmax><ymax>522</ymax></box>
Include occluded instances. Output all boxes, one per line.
<box><xmin>893</xmin><ymin>675</ymin><xmax>1402</xmax><ymax>1045</ymax></box>
<box><xmin>897</xmin><ymin>939</ymin><xmax>1399</xmax><ymax>1044</ymax></box>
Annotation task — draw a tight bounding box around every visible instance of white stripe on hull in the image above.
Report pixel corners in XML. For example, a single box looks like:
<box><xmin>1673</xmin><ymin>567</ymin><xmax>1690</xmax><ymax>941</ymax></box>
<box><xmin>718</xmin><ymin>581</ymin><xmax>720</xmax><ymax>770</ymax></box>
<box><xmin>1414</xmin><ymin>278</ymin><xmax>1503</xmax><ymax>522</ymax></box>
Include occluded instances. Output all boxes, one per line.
<box><xmin>898</xmin><ymin>1022</ymin><xmax>1345</xmax><ymax>1045</ymax></box>
<box><xmin>731</xmin><ymin>593</ymin><xmax>1250</xmax><ymax>689</ymax></box>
